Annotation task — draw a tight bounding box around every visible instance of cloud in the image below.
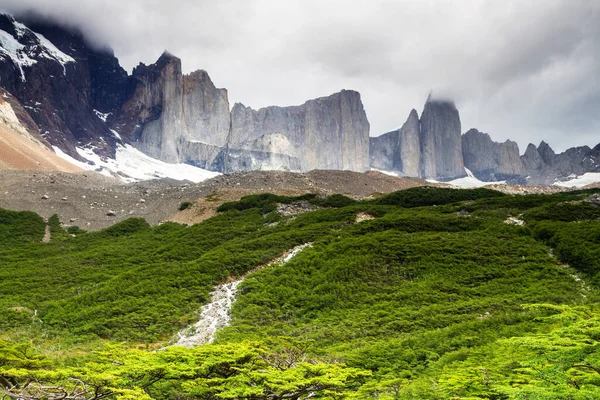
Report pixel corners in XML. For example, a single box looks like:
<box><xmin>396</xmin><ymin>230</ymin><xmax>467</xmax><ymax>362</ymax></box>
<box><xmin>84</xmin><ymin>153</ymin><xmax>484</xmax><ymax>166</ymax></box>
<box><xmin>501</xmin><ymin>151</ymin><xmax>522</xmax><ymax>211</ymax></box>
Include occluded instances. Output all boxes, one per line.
<box><xmin>1</xmin><ymin>0</ymin><xmax>599</xmax><ymax>152</ymax></box>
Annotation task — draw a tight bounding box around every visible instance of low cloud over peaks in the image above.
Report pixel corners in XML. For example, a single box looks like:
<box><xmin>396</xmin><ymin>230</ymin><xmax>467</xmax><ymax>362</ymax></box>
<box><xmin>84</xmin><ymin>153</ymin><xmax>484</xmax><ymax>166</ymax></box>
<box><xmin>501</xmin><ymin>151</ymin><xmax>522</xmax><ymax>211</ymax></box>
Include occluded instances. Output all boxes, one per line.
<box><xmin>2</xmin><ymin>0</ymin><xmax>599</xmax><ymax>152</ymax></box>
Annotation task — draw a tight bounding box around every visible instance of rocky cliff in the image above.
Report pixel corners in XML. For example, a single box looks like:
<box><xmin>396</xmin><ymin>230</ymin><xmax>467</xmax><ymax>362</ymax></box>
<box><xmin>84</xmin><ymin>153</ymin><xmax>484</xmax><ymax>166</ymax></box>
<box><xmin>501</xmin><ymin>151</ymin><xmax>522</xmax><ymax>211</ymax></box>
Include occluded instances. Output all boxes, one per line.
<box><xmin>229</xmin><ymin>90</ymin><xmax>370</xmax><ymax>172</ymax></box>
<box><xmin>0</xmin><ymin>14</ymin><xmax>131</xmax><ymax>159</ymax></box>
<box><xmin>1</xmin><ymin>13</ymin><xmax>598</xmax><ymax>185</ymax></box>
<box><xmin>521</xmin><ymin>141</ymin><xmax>600</xmax><ymax>185</ymax></box>
<box><xmin>462</xmin><ymin>129</ymin><xmax>525</xmax><ymax>183</ymax></box>
<box><xmin>370</xmin><ymin>109</ymin><xmax>420</xmax><ymax>176</ymax></box>
<box><xmin>419</xmin><ymin>98</ymin><xmax>465</xmax><ymax>180</ymax></box>
<box><xmin>111</xmin><ymin>52</ymin><xmax>231</xmax><ymax>169</ymax></box>
<box><xmin>371</xmin><ymin>99</ymin><xmax>465</xmax><ymax>181</ymax></box>
<box><xmin>115</xmin><ymin>52</ymin><xmax>370</xmax><ymax>172</ymax></box>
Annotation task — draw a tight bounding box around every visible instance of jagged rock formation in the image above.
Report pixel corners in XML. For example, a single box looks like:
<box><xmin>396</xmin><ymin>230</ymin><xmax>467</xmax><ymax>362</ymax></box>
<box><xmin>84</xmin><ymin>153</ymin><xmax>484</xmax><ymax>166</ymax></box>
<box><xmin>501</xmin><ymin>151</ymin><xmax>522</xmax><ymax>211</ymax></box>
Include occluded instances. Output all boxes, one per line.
<box><xmin>0</xmin><ymin>14</ymin><xmax>130</xmax><ymax>158</ymax></box>
<box><xmin>111</xmin><ymin>52</ymin><xmax>231</xmax><ymax>169</ymax></box>
<box><xmin>370</xmin><ymin>109</ymin><xmax>420</xmax><ymax>176</ymax></box>
<box><xmin>0</xmin><ymin>13</ymin><xmax>598</xmax><ymax>185</ymax></box>
<box><xmin>370</xmin><ymin>99</ymin><xmax>465</xmax><ymax>181</ymax></box>
<box><xmin>419</xmin><ymin>99</ymin><xmax>465</xmax><ymax>180</ymax></box>
<box><xmin>0</xmin><ymin>14</ymin><xmax>370</xmax><ymax>174</ymax></box>
<box><xmin>115</xmin><ymin>52</ymin><xmax>369</xmax><ymax>172</ymax></box>
<box><xmin>462</xmin><ymin>129</ymin><xmax>525</xmax><ymax>183</ymax></box>
<box><xmin>521</xmin><ymin>141</ymin><xmax>600</xmax><ymax>185</ymax></box>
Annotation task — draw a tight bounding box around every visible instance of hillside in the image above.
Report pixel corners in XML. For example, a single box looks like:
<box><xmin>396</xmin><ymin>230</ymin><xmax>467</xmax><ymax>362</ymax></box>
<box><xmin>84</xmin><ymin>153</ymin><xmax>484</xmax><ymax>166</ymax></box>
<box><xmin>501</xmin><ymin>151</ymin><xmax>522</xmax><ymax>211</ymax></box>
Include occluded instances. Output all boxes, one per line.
<box><xmin>0</xmin><ymin>187</ymin><xmax>599</xmax><ymax>398</ymax></box>
<box><xmin>0</xmin><ymin>90</ymin><xmax>81</xmax><ymax>172</ymax></box>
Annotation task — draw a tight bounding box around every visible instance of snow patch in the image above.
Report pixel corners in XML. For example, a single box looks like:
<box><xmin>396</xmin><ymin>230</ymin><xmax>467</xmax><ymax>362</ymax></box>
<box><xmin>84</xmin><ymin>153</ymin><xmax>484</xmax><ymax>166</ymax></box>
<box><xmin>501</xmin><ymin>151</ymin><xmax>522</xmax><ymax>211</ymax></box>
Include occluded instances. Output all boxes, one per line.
<box><xmin>32</xmin><ymin>32</ymin><xmax>75</xmax><ymax>75</ymax></box>
<box><xmin>0</xmin><ymin>20</ymin><xmax>75</xmax><ymax>81</ymax></box>
<box><xmin>554</xmin><ymin>173</ymin><xmax>600</xmax><ymax>188</ymax></box>
<box><xmin>370</xmin><ymin>168</ymin><xmax>400</xmax><ymax>177</ymax></box>
<box><xmin>0</xmin><ymin>29</ymin><xmax>37</xmax><ymax>81</ymax></box>
<box><xmin>93</xmin><ymin>110</ymin><xmax>111</xmax><ymax>122</ymax></box>
<box><xmin>53</xmin><ymin>144</ymin><xmax>220</xmax><ymax>183</ymax></box>
<box><xmin>445</xmin><ymin>167</ymin><xmax>505</xmax><ymax>189</ymax></box>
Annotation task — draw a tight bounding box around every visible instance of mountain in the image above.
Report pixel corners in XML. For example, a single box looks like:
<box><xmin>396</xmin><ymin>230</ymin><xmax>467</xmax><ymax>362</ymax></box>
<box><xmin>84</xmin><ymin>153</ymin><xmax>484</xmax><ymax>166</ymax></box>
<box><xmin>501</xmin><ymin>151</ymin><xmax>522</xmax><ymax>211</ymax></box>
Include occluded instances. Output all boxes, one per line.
<box><xmin>373</xmin><ymin>102</ymin><xmax>599</xmax><ymax>185</ymax></box>
<box><xmin>0</xmin><ymin>14</ymin><xmax>128</xmax><ymax>159</ymax></box>
<box><xmin>229</xmin><ymin>90</ymin><xmax>370</xmax><ymax>172</ymax></box>
<box><xmin>461</xmin><ymin>128</ymin><xmax>525</xmax><ymax>183</ymax></box>
<box><xmin>370</xmin><ymin>109</ymin><xmax>420</xmax><ymax>176</ymax></box>
<box><xmin>0</xmin><ymin>88</ymin><xmax>81</xmax><ymax>172</ymax></box>
<box><xmin>370</xmin><ymin>98</ymin><xmax>466</xmax><ymax>181</ymax></box>
<box><xmin>419</xmin><ymin>98</ymin><xmax>465</xmax><ymax>179</ymax></box>
<box><xmin>521</xmin><ymin>141</ymin><xmax>600</xmax><ymax>185</ymax></box>
<box><xmin>0</xmin><ymin>14</ymin><xmax>370</xmax><ymax>176</ymax></box>
<box><xmin>0</xmin><ymin>13</ymin><xmax>597</xmax><ymax>186</ymax></box>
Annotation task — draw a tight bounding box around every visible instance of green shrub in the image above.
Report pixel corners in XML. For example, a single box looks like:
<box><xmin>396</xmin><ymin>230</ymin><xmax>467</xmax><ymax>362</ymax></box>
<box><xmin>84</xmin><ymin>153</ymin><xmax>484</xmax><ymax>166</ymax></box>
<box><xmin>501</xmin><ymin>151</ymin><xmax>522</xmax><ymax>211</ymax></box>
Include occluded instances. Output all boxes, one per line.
<box><xmin>178</xmin><ymin>201</ymin><xmax>194</xmax><ymax>211</ymax></box>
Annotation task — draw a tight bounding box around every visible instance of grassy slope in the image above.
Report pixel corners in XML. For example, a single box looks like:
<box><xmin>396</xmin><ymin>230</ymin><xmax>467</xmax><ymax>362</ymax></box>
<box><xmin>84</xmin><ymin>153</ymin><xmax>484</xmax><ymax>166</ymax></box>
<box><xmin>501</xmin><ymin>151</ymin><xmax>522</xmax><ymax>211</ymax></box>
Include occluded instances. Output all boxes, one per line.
<box><xmin>0</xmin><ymin>188</ymin><xmax>599</xmax><ymax>398</ymax></box>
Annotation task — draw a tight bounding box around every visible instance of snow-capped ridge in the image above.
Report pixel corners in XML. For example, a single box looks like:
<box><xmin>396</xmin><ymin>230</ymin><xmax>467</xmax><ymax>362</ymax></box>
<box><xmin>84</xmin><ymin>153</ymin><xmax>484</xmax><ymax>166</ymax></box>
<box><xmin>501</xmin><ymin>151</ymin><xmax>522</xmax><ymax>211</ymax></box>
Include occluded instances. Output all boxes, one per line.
<box><xmin>0</xmin><ymin>15</ymin><xmax>75</xmax><ymax>81</ymax></box>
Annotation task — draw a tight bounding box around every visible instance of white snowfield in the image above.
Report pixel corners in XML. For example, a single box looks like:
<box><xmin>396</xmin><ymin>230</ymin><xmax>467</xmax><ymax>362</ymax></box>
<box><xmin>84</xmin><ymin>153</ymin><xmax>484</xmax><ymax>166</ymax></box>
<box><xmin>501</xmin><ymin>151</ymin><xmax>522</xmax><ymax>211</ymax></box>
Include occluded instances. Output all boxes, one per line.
<box><xmin>554</xmin><ymin>173</ymin><xmax>600</xmax><ymax>188</ymax></box>
<box><xmin>53</xmin><ymin>144</ymin><xmax>220</xmax><ymax>183</ymax></box>
<box><xmin>426</xmin><ymin>167</ymin><xmax>505</xmax><ymax>189</ymax></box>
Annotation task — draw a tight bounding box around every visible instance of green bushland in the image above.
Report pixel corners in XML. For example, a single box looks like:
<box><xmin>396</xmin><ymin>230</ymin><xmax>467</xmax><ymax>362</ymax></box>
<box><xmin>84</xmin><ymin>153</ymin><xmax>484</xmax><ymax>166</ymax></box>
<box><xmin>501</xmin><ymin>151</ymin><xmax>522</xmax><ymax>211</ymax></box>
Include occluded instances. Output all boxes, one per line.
<box><xmin>0</xmin><ymin>187</ymin><xmax>599</xmax><ymax>399</ymax></box>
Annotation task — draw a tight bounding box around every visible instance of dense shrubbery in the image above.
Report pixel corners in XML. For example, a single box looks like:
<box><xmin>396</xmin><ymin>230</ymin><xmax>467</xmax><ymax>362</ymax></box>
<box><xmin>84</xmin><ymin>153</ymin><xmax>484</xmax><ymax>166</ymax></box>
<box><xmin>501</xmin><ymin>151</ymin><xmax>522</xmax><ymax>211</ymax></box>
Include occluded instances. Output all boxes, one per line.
<box><xmin>373</xmin><ymin>186</ymin><xmax>505</xmax><ymax>207</ymax></box>
<box><xmin>0</xmin><ymin>208</ymin><xmax>45</xmax><ymax>245</ymax></box>
<box><xmin>0</xmin><ymin>187</ymin><xmax>599</xmax><ymax>398</ymax></box>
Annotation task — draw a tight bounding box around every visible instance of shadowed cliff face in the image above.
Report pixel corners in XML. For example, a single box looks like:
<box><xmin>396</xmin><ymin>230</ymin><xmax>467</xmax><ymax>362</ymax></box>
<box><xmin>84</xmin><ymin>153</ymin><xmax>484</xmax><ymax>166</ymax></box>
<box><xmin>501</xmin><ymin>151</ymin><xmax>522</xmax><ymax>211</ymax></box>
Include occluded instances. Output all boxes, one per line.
<box><xmin>419</xmin><ymin>99</ymin><xmax>465</xmax><ymax>180</ymax></box>
<box><xmin>370</xmin><ymin>109</ymin><xmax>419</xmax><ymax>177</ymax></box>
<box><xmin>0</xmin><ymin>14</ymin><xmax>129</xmax><ymax>159</ymax></box>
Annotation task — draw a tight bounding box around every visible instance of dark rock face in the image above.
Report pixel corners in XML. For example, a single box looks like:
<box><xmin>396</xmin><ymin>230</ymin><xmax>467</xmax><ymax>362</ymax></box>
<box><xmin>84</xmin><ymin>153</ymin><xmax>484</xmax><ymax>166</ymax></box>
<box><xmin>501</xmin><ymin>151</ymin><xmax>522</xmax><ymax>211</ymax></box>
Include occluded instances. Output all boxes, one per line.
<box><xmin>419</xmin><ymin>99</ymin><xmax>465</xmax><ymax>180</ymax></box>
<box><xmin>0</xmin><ymin>14</ymin><xmax>131</xmax><ymax>158</ymax></box>
<box><xmin>461</xmin><ymin>129</ymin><xmax>525</xmax><ymax>183</ymax></box>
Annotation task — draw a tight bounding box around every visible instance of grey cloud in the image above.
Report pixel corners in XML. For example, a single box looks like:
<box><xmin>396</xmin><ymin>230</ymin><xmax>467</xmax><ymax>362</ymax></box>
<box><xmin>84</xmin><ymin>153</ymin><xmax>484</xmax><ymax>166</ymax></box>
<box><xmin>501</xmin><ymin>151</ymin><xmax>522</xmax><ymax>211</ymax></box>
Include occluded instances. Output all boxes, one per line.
<box><xmin>0</xmin><ymin>0</ymin><xmax>598</xmax><ymax>153</ymax></box>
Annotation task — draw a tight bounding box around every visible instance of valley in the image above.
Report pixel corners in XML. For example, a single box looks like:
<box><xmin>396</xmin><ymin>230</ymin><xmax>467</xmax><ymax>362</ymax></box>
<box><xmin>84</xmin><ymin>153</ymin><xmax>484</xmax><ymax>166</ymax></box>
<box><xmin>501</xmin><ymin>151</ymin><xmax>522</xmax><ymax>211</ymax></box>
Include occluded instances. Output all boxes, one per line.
<box><xmin>0</xmin><ymin>185</ymin><xmax>599</xmax><ymax>399</ymax></box>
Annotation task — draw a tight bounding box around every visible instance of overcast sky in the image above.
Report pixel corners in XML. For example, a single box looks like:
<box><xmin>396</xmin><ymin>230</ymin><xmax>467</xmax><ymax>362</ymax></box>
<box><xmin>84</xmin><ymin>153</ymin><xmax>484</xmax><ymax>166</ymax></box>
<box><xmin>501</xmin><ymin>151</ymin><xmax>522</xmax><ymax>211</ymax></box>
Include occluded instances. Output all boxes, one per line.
<box><xmin>2</xmin><ymin>0</ymin><xmax>599</xmax><ymax>152</ymax></box>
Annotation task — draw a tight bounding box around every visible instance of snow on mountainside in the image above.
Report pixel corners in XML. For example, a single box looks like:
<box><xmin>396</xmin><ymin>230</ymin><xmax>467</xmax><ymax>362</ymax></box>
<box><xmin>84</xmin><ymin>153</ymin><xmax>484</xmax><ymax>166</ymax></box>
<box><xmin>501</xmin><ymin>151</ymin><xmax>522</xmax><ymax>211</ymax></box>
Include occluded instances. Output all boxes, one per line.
<box><xmin>554</xmin><ymin>173</ymin><xmax>600</xmax><ymax>188</ymax></box>
<box><xmin>0</xmin><ymin>93</ymin><xmax>81</xmax><ymax>172</ymax></box>
<box><xmin>446</xmin><ymin>167</ymin><xmax>506</xmax><ymax>188</ymax></box>
<box><xmin>0</xmin><ymin>18</ymin><xmax>74</xmax><ymax>81</ymax></box>
<box><xmin>53</xmin><ymin>144</ymin><xmax>220</xmax><ymax>183</ymax></box>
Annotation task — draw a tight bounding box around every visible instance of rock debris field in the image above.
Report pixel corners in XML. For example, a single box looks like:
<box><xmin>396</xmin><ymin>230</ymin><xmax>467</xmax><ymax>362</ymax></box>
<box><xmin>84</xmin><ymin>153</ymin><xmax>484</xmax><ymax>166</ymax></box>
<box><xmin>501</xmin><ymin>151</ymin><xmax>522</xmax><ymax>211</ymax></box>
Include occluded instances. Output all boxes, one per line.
<box><xmin>0</xmin><ymin>169</ymin><xmax>582</xmax><ymax>231</ymax></box>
